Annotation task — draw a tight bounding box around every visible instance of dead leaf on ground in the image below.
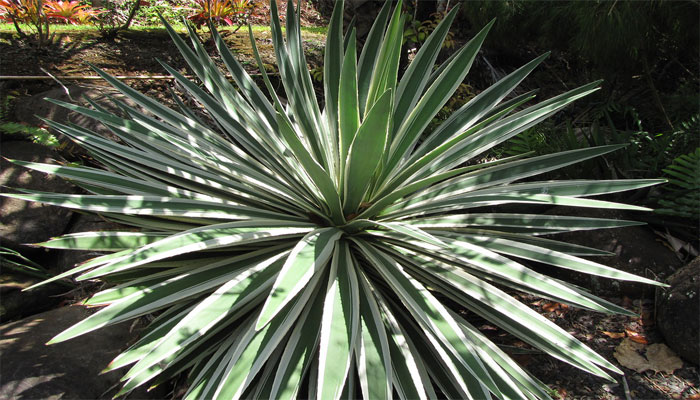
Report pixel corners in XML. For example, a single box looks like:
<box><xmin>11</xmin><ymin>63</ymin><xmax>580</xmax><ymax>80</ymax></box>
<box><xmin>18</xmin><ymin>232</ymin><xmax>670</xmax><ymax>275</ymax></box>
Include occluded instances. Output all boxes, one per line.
<box><xmin>625</xmin><ymin>329</ymin><xmax>649</xmax><ymax>344</ymax></box>
<box><xmin>602</xmin><ymin>331</ymin><xmax>626</xmax><ymax>339</ymax></box>
<box><xmin>613</xmin><ymin>338</ymin><xmax>683</xmax><ymax>374</ymax></box>
<box><xmin>614</xmin><ymin>339</ymin><xmax>649</xmax><ymax>373</ymax></box>
<box><xmin>542</xmin><ymin>302</ymin><xmax>569</xmax><ymax>317</ymax></box>
<box><xmin>645</xmin><ymin>343</ymin><xmax>683</xmax><ymax>374</ymax></box>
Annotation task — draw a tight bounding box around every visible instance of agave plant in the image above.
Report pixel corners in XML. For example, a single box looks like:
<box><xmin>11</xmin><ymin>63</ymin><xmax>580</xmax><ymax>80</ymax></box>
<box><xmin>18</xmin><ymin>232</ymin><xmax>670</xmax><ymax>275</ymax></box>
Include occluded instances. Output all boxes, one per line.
<box><xmin>4</xmin><ymin>0</ymin><xmax>665</xmax><ymax>398</ymax></box>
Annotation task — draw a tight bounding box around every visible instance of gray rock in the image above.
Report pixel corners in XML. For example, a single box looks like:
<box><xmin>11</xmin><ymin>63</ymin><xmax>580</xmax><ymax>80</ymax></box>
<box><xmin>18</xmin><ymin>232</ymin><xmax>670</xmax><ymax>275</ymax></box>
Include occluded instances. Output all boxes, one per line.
<box><xmin>540</xmin><ymin>208</ymin><xmax>683</xmax><ymax>297</ymax></box>
<box><xmin>0</xmin><ymin>142</ymin><xmax>76</xmax><ymax>251</ymax></box>
<box><xmin>0</xmin><ymin>271</ymin><xmax>69</xmax><ymax>323</ymax></box>
<box><xmin>0</xmin><ymin>306</ymin><xmax>169</xmax><ymax>400</ymax></box>
<box><xmin>55</xmin><ymin>213</ymin><xmax>127</xmax><ymax>273</ymax></box>
<box><xmin>656</xmin><ymin>256</ymin><xmax>700</xmax><ymax>365</ymax></box>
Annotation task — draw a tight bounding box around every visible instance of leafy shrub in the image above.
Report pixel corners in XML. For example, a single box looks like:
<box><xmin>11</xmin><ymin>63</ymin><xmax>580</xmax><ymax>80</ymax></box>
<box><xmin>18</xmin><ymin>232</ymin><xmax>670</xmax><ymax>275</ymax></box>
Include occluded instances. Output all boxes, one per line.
<box><xmin>132</xmin><ymin>0</ymin><xmax>190</xmax><ymax>25</ymax></box>
<box><xmin>43</xmin><ymin>0</ymin><xmax>101</xmax><ymax>24</ymax></box>
<box><xmin>0</xmin><ymin>0</ymin><xmax>98</xmax><ymax>44</ymax></box>
<box><xmin>0</xmin><ymin>0</ymin><xmax>41</xmax><ymax>25</ymax></box>
<box><xmin>403</xmin><ymin>8</ymin><xmax>455</xmax><ymax>50</ymax></box>
<box><xmin>90</xmin><ymin>0</ymin><xmax>189</xmax><ymax>35</ymax></box>
<box><xmin>0</xmin><ymin>0</ymin><xmax>50</xmax><ymax>43</ymax></box>
<box><xmin>4</xmin><ymin>0</ymin><xmax>664</xmax><ymax>398</ymax></box>
<box><xmin>187</xmin><ymin>0</ymin><xmax>256</xmax><ymax>31</ymax></box>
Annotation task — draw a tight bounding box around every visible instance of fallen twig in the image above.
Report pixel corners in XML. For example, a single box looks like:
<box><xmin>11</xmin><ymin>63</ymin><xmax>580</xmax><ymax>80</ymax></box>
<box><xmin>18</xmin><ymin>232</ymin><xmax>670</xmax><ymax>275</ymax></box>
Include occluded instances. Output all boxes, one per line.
<box><xmin>0</xmin><ymin>72</ymin><xmax>277</xmax><ymax>80</ymax></box>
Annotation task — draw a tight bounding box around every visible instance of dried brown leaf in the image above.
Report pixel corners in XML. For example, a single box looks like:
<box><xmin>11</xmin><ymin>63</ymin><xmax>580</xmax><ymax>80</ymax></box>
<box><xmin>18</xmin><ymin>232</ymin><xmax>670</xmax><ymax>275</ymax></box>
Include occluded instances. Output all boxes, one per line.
<box><xmin>625</xmin><ymin>329</ymin><xmax>649</xmax><ymax>344</ymax></box>
<box><xmin>614</xmin><ymin>338</ymin><xmax>649</xmax><ymax>373</ymax></box>
<box><xmin>613</xmin><ymin>339</ymin><xmax>684</xmax><ymax>374</ymax></box>
<box><xmin>602</xmin><ymin>331</ymin><xmax>626</xmax><ymax>339</ymax></box>
<box><xmin>645</xmin><ymin>343</ymin><xmax>683</xmax><ymax>374</ymax></box>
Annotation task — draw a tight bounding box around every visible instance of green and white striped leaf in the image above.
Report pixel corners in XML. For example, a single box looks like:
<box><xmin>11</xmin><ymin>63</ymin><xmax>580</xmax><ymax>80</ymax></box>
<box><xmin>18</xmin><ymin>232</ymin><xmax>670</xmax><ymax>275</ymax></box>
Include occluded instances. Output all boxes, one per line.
<box><xmin>338</xmin><ymin>28</ymin><xmax>360</xmax><ymax>178</ymax></box>
<box><xmin>439</xmin><ymin>232</ymin><xmax>663</xmax><ymax>285</ymax></box>
<box><xmin>49</xmin><ymin>250</ymin><xmax>288</xmax><ymax>343</ymax></box>
<box><xmin>357</xmin><ymin>0</ymin><xmax>392</xmax><ymax>117</ymax></box>
<box><xmin>1</xmin><ymin>192</ymin><xmax>295</xmax><ymax>221</ymax></box>
<box><xmin>256</xmin><ymin>228</ymin><xmax>343</xmax><ymax>330</ymax></box>
<box><xmin>356</xmin><ymin>270</ymin><xmax>392</xmax><ymax>400</ymax></box>
<box><xmin>342</xmin><ymin>90</ymin><xmax>392</xmax><ymax>214</ymax></box>
<box><xmin>385</xmin><ymin>20</ymin><xmax>494</xmax><ymax>176</ymax></box>
<box><xmin>395</xmin><ymin>251</ymin><xmax>622</xmax><ymax>379</ymax></box>
<box><xmin>355</xmin><ymin>241</ymin><xmax>502</xmax><ymax>398</ymax></box>
<box><xmin>37</xmin><ymin>231</ymin><xmax>168</xmax><ymax>251</ymax></box>
<box><xmin>118</xmin><ymin>255</ymin><xmax>285</xmax><ymax>391</ymax></box>
<box><xmin>408</xmin><ymin>213</ymin><xmax>644</xmax><ymax>235</ymax></box>
<box><xmin>78</xmin><ymin>222</ymin><xmax>312</xmax><ymax>280</ymax></box>
<box><xmin>211</xmin><ymin>266</ymin><xmax>326</xmax><ymax>400</ymax></box>
<box><xmin>317</xmin><ymin>240</ymin><xmax>359</xmax><ymax>400</ymax></box>
<box><xmin>269</xmin><ymin>285</ymin><xmax>326</xmax><ymax>400</ymax></box>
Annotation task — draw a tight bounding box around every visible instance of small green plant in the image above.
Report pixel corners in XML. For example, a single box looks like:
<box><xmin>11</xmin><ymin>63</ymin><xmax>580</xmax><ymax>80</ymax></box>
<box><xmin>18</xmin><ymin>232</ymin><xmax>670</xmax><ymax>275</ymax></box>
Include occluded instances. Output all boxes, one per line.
<box><xmin>0</xmin><ymin>92</ymin><xmax>59</xmax><ymax>146</ymax></box>
<box><xmin>134</xmin><ymin>0</ymin><xmax>189</xmax><ymax>25</ymax></box>
<box><xmin>503</xmin><ymin>127</ymin><xmax>547</xmax><ymax>157</ymax></box>
<box><xmin>3</xmin><ymin>1</ymin><xmax>665</xmax><ymax>398</ymax></box>
<box><xmin>0</xmin><ymin>121</ymin><xmax>60</xmax><ymax>146</ymax></box>
<box><xmin>403</xmin><ymin>4</ymin><xmax>455</xmax><ymax>49</ymax></box>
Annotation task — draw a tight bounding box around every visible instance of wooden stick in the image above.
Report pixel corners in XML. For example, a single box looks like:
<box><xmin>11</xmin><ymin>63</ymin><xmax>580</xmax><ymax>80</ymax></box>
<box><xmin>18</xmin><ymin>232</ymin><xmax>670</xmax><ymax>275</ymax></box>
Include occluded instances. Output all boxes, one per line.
<box><xmin>0</xmin><ymin>73</ymin><xmax>273</xmax><ymax>80</ymax></box>
<box><xmin>0</xmin><ymin>75</ymin><xmax>180</xmax><ymax>80</ymax></box>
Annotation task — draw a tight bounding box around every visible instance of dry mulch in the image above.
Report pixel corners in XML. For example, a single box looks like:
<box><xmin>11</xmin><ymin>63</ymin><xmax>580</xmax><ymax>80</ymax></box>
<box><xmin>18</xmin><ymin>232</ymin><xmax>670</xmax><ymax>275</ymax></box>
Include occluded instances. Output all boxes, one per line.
<box><xmin>496</xmin><ymin>294</ymin><xmax>700</xmax><ymax>399</ymax></box>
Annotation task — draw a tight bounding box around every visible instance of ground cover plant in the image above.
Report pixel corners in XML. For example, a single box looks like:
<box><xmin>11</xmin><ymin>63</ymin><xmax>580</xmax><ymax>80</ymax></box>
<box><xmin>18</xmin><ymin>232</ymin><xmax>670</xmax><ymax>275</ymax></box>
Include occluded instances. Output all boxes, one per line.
<box><xmin>187</xmin><ymin>0</ymin><xmax>256</xmax><ymax>31</ymax></box>
<box><xmin>2</xmin><ymin>0</ymin><xmax>667</xmax><ymax>398</ymax></box>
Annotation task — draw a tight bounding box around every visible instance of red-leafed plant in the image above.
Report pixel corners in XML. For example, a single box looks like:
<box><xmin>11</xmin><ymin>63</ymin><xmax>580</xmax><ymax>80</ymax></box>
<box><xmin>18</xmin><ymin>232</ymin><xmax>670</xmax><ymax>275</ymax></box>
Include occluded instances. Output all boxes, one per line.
<box><xmin>43</xmin><ymin>0</ymin><xmax>101</xmax><ymax>24</ymax></box>
<box><xmin>187</xmin><ymin>0</ymin><xmax>256</xmax><ymax>31</ymax></box>
<box><xmin>0</xmin><ymin>0</ymin><xmax>98</xmax><ymax>45</ymax></box>
<box><xmin>0</xmin><ymin>0</ymin><xmax>49</xmax><ymax>44</ymax></box>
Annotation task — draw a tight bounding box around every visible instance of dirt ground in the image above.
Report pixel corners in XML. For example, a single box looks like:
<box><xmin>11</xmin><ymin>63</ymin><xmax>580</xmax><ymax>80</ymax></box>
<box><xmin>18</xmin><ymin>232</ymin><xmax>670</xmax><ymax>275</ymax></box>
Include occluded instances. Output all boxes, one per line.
<box><xmin>1</xmin><ymin>20</ymin><xmax>698</xmax><ymax>400</ymax></box>
<box><xmin>507</xmin><ymin>294</ymin><xmax>699</xmax><ymax>399</ymax></box>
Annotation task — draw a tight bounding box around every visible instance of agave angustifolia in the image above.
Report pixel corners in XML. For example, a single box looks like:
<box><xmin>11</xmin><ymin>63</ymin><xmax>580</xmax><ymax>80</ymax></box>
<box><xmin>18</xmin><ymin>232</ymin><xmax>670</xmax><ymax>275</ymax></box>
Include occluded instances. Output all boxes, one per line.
<box><xmin>4</xmin><ymin>0</ymin><xmax>665</xmax><ymax>398</ymax></box>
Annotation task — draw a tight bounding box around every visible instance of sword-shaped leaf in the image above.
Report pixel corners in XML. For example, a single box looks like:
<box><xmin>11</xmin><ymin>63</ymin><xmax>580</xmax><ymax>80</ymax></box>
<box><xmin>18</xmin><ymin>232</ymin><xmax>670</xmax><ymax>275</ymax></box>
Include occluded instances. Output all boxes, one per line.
<box><xmin>317</xmin><ymin>241</ymin><xmax>359</xmax><ymax>400</ymax></box>
<box><xmin>256</xmin><ymin>228</ymin><xmax>343</xmax><ymax>330</ymax></box>
<box><xmin>37</xmin><ymin>231</ymin><xmax>168</xmax><ymax>251</ymax></box>
<box><xmin>78</xmin><ymin>222</ymin><xmax>312</xmax><ymax>280</ymax></box>
<box><xmin>343</xmin><ymin>90</ymin><xmax>392</xmax><ymax>215</ymax></box>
